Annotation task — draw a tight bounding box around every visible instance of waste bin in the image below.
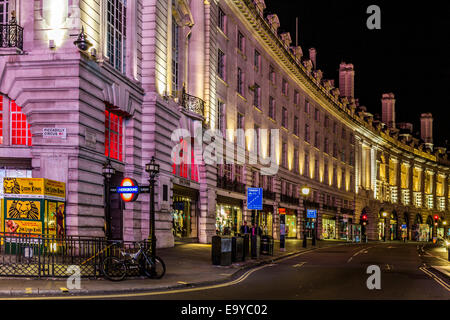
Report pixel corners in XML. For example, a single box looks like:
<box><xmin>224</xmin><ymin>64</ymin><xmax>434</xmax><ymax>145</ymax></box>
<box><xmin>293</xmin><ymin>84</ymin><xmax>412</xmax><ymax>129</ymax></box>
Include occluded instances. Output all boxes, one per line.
<box><xmin>260</xmin><ymin>236</ymin><xmax>274</xmax><ymax>256</ymax></box>
<box><xmin>212</xmin><ymin>236</ymin><xmax>232</xmax><ymax>266</ymax></box>
<box><xmin>242</xmin><ymin>234</ymin><xmax>250</xmax><ymax>260</ymax></box>
<box><xmin>251</xmin><ymin>235</ymin><xmax>260</xmax><ymax>259</ymax></box>
<box><xmin>232</xmin><ymin>236</ymin><xmax>244</xmax><ymax>262</ymax></box>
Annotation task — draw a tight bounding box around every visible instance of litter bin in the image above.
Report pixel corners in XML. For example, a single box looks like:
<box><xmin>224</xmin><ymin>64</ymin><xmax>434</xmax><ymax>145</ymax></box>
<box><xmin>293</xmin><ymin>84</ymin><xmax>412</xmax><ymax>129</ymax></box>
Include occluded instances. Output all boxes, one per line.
<box><xmin>261</xmin><ymin>236</ymin><xmax>274</xmax><ymax>256</ymax></box>
<box><xmin>212</xmin><ymin>236</ymin><xmax>232</xmax><ymax>266</ymax></box>
<box><xmin>251</xmin><ymin>235</ymin><xmax>260</xmax><ymax>259</ymax></box>
<box><xmin>242</xmin><ymin>234</ymin><xmax>250</xmax><ymax>260</ymax></box>
<box><xmin>232</xmin><ymin>236</ymin><xmax>244</xmax><ymax>262</ymax></box>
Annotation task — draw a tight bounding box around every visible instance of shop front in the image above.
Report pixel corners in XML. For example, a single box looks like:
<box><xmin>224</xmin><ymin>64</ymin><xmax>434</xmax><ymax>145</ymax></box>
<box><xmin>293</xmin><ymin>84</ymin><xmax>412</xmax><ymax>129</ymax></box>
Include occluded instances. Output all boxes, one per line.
<box><xmin>338</xmin><ymin>216</ymin><xmax>352</xmax><ymax>240</ymax></box>
<box><xmin>172</xmin><ymin>184</ymin><xmax>199</xmax><ymax>240</ymax></box>
<box><xmin>215</xmin><ymin>195</ymin><xmax>243</xmax><ymax>236</ymax></box>
<box><xmin>322</xmin><ymin>215</ymin><xmax>337</xmax><ymax>240</ymax></box>
<box><xmin>279</xmin><ymin>208</ymin><xmax>297</xmax><ymax>238</ymax></box>
<box><xmin>257</xmin><ymin>204</ymin><xmax>273</xmax><ymax>237</ymax></box>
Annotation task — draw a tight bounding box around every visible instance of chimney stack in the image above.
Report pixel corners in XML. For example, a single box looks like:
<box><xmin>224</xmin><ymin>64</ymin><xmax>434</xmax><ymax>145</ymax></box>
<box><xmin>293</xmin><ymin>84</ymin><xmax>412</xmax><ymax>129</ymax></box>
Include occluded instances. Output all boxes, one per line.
<box><xmin>339</xmin><ymin>63</ymin><xmax>355</xmax><ymax>98</ymax></box>
<box><xmin>381</xmin><ymin>93</ymin><xmax>396</xmax><ymax>129</ymax></box>
<box><xmin>309</xmin><ymin>48</ymin><xmax>316</xmax><ymax>69</ymax></box>
<box><xmin>420</xmin><ymin>113</ymin><xmax>433</xmax><ymax>148</ymax></box>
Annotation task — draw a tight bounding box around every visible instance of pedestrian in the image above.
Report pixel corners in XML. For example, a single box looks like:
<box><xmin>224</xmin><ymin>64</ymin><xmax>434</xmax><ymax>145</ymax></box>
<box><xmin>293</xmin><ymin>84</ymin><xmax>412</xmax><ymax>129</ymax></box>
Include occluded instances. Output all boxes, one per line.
<box><xmin>240</xmin><ymin>221</ymin><xmax>250</xmax><ymax>235</ymax></box>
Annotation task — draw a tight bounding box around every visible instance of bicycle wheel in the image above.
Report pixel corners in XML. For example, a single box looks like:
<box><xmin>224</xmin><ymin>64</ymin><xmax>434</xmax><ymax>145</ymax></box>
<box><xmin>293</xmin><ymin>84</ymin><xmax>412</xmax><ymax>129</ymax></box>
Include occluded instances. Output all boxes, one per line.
<box><xmin>142</xmin><ymin>255</ymin><xmax>166</xmax><ymax>279</ymax></box>
<box><xmin>101</xmin><ymin>257</ymin><xmax>127</xmax><ymax>281</ymax></box>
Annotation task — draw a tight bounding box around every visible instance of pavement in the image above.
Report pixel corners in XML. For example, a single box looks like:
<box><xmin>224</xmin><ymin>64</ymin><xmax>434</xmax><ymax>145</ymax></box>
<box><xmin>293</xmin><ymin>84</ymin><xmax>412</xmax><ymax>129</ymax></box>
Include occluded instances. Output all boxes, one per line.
<box><xmin>0</xmin><ymin>238</ymin><xmax>352</xmax><ymax>297</ymax></box>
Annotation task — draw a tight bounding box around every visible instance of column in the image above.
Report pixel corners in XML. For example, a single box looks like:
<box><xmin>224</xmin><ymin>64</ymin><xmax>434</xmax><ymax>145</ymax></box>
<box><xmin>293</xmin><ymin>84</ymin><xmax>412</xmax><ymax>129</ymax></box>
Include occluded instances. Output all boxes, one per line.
<box><xmin>188</xmin><ymin>0</ymin><xmax>205</xmax><ymax>99</ymax></box>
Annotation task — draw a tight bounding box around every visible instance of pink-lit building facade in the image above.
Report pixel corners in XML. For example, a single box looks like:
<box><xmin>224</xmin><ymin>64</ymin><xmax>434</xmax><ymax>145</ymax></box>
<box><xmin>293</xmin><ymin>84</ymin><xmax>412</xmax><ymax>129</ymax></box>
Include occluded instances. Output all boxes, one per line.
<box><xmin>0</xmin><ymin>0</ymin><xmax>448</xmax><ymax>247</ymax></box>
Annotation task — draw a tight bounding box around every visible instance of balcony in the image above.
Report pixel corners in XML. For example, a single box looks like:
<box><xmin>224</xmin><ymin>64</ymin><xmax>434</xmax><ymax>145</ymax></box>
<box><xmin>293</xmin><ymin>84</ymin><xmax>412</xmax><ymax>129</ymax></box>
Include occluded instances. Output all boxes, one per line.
<box><xmin>323</xmin><ymin>204</ymin><xmax>338</xmax><ymax>212</ymax></box>
<box><xmin>216</xmin><ymin>175</ymin><xmax>246</xmax><ymax>194</ymax></box>
<box><xmin>280</xmin><ymin>194</ymin><xmax>299</xmax><ymax>206</ymax></box>
<box><xmin>263</xmin><ymin>189</ymin><xmax>276</xmax><ymax>201</ymax></box>
<box><xmin>341</xmin><ymin>208</ymin><xmax>355</xmax><ymax>215</ymax></box>
<box><xmin>182</xmin><ymin>92</ymin><xmax>205</xmax><ymax>118</ymax></box>
<box><xmin>0</xmin><ymin>16</ymin><xmax>23</xmax><ymax>53</ymax></box>
<box><xmin>303</xmin><ymin>199</ymin><xmax>320</xmax><ymax>209</ymax></box>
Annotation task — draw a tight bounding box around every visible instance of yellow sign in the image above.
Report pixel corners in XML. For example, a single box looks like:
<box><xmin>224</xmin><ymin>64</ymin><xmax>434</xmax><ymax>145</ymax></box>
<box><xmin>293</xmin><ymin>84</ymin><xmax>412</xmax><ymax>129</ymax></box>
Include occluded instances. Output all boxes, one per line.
<box><xmin>6</xmin><ymin>200</ymin><xmax>41</xmax><ymax>221</ymax></box>
<box><xmin>3</xmin><ymin>178</ymin><xmax>65</xmax><ymax>199</ymax></box>
<box><xmin>5</xmin><ymin>220</ymin><xmax>42</xmax><ymax>234</ymax></box>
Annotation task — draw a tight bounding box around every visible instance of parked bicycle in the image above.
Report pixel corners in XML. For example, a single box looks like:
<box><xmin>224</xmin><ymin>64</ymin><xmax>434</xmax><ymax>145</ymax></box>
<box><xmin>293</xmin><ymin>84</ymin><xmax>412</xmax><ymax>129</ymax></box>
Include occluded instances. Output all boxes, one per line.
<box><xmin>101</xmin><ymin>241</ymin><xmax>166</xmax><ymax>281</ymax></box>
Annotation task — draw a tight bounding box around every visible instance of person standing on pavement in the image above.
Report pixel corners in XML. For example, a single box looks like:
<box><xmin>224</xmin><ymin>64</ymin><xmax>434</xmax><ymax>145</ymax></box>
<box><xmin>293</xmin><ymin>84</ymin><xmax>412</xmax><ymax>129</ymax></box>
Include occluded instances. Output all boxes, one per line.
<box><xmin>240</xmin><ymin>221</ymin><xmax>250</xmax><ymax>235</ymax></box>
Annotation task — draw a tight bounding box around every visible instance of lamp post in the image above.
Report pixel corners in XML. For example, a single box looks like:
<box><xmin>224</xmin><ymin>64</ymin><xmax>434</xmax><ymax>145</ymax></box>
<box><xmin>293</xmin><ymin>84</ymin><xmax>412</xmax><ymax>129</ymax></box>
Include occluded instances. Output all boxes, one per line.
<box><xmin>382</xmin><ymin>212</ymin><xmax>388</xmax><ymax>242</ymax></box>
<box><xmin>102</xmin><ymin>159</ymin><xmax>115</xmax><ymax>240</ymax></box>
<box><xmin>301</xmin><ymin>186</ymin><xmax>311</xmax><ymax>248</ymax></box>
<box><xmin>145</xmin><ymin>156</ymin><xmax>160</xmax><ymax>273</ymax></box>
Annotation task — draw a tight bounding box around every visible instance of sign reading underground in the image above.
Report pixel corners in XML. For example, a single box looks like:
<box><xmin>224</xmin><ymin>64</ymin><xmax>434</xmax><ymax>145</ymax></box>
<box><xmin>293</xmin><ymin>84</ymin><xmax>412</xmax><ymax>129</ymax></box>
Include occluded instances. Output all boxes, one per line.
<box><xmin>110</xmin><ymin>178</ymin><xmax>150</xmax><ymax>202</ymax></box>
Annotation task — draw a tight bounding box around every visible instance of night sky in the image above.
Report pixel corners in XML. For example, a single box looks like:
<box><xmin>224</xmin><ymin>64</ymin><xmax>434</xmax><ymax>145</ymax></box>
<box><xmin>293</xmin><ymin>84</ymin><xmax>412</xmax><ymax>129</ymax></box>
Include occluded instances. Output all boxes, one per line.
<box><xmin>264</xmin><ymin>0</ymin><xmax>450</xmax><ymax>148</ymax></box>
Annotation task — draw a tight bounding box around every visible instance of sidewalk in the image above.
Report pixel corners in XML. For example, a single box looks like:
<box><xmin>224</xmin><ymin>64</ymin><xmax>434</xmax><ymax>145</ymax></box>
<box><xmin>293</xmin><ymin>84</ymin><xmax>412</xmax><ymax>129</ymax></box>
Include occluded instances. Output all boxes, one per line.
<box><xmin>422</xmin><ymin>244</ymin><xmax>450</xmax><ymax>279</ymax></box>
<box><xmin>0</xmin><ymin>239</ymin><xmax>351</xmax><ymax>297</ymax></box>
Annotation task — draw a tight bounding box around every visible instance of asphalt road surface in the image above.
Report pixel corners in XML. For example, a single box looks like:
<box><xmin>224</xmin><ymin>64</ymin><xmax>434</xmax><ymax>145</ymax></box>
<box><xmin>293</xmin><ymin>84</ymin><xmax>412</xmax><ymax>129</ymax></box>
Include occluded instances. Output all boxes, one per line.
<box><xmin>111</xmin><ymin>242</ymin><xmax>449</xmax><ymax>300</ymax></box>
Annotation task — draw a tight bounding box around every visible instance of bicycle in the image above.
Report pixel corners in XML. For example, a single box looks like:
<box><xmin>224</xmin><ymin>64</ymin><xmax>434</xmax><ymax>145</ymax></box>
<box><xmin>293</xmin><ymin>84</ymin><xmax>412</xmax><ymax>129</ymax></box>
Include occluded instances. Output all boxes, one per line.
<box><xmin>101</xmin><ymin>241</ymin><xmax>166</xmax><ymax>281</ymax></box>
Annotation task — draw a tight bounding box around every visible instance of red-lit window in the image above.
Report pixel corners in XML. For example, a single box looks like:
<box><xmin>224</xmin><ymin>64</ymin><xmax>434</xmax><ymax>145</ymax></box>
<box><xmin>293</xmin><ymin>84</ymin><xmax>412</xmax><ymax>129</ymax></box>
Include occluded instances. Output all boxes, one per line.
<box><xmin>105</xmin><ymin>110</ymin><xmax>123</xmax><ymax>161</ymax></box>
<box><xmin>172</xmin><ymin>137</ymin><xmax>199</xmax><ymax>182</ymax></box>
<box><xmin>10</xmin><ymin>100</ymin><xmax>32</xmax><ymax>146</ymax></box>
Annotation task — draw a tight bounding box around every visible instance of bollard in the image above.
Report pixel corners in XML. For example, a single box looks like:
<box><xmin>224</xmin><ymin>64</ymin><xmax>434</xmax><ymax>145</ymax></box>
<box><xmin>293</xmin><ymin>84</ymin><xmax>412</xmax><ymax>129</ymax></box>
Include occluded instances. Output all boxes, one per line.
<box><xmin>303</xmin><ymin>234</ymin><xmax>307</xmax><ymax>248</ymax></box>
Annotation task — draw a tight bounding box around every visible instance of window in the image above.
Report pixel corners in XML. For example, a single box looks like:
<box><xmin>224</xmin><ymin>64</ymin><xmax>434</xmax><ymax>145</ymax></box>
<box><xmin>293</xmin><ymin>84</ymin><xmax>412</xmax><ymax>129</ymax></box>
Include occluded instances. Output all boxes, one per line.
<box><xmin>341</xmin><ymin>171</ymin><xmax>346</xmax><ymax>190</ymax></box>
<box><xmin>333</xmin><ymin>167</ymin><xmax>337</xmax><ymax>186</ymax></box>
<box><xmin>294</xmin><ymin>149</ymin><xmax>299</xmax><ymax>173</ymax></box>
<box><xmin>253</xmin><ymin>84</ymin><xmax>261</xmax><ymax>108</ymax></box>
<box><xmin>217</xmin><ymin>100</ymin><xmax>226</xmax><ymax>137</ymax></box>
<box><xmin>11</xmin><ymin>100</ymin><xmax>32</xmax><ymax>146</ymax></box>
<box><xmin>217</xmin><ymin>49</ymin><xmax>226</xmax><ymax>80</ymax></box>
<box><xmin>254</xmin><ymin>50</ymin><xmax>261</xmax><ymax>72</ymax></box>
<box><xmin>237</xmin><ymin>30</ymin><xmax>245</xmax><ymax>52</ymax></box>
<box><xmin>282</xmin><ymin>142</ymin><xmax>287</xmax><ymax>168</ymax></box>
<box><xmin>237</xmin><ymin>113</ymin><xmax>244</xmax><ymax>146</ymax></box>
<box><xmin>342</xmin><ymin>127</ymin><xmax>346</xmax><ymax>140</ymax></box>
<box><xmin>0</xmin><ymin>0</ymin><xmax>8</xmax><ymax>24</ymax></box>
<box><xmin>305</xmin><ymin>99</ymin><xmax>310</xmax><ymax>113</ymax></box>
<box><xmin>269</xmin><ymin>96</ymin><xmax>275</xmax><ymax>120</ymax></box>
<box><xmin>218</xmin><ymin>7</ymin><xmax>226</xmax><ymax>33</ymax></box>
<box><xmin>294</xmin><ymin>91</ymin><xmax>300</xmax><ymax>105</ymax></box>
<box><xmin>237</xmin><ymin>67</ymin><xmax>244</xmax><ymax>95</ymax></box>
<box><xmin>293</xmin><ymin>116</ymin><xmax>299</xmax><ymax>136</ymax></box>
<box><xmin>314</xmin><ymin>108</ymin><xmax>320</xmax><ymax>121</ymax></box>
<box><xmin>333</xmin><ymin>121</ymin><xmax>337</xmax><ymax>134</ymax></box>
<box><xmin>305</xmin><ymin>124</ymin><xmax>310</xmax><ymax>143</ymax></box>
<box><xmin>282</xmin><ymin>78</ymin><xmax>288</xmax><ymax>95</ymax></box>
<box><xmin>254</xmin><ymin>124</ymin><xmax>260</xmax><ymax>155</ymax></box>
<box><xmin>107</xmin><ymin>0</ymin><xmax>127</xmax><ymax>73</ymax></box>
<box><xmin>324</xmin><ymin>161</ymin><xmax>329</xmax><ymax>183</ymax></box>
<box><xmin>269</xmin><ymin>65</ymin><xmax>276</xmax><ymax>84</ymax></box>
<box><xmin>314</xmin><ymin>159</ymin><xmax>319</xmax><ymax>180</ymax></box>
<box><xmin>341</xmin><ymin>148</ymin><xmax>346</xmax><ymax>162</ymax></box>
<box><xmin>349</xmin><ymin>149</ymin><xmax>354</xmax><ymax>166</ymax></box>
<box><xmin>324</xmin><ymin>138</ymin><xmax>329</xmax><ymax>154</ymax></box>
<box><xmin>172</xmin><ymin>20</ymin><xmax>180</xmax><ymax>93</ymax></box>
<box><xmin>324</xmin><ymin>115</ymin><xmax>330</xmax><ymax>128</ymax></box>
<box><xmin>333</xmin><ymin>143</ymin><xmax>338</xmax><ymax>158</ymax></box>
<box><xmin>235</xmin><ymin>165</ymin><xmax>243</xmax><ymax>183</ymax></box>
<box><xmin>304</xmin><ymin>151</ymin><xmax>310</xmax><ymax>176</ymax></box>
<box><xmin>282</xmin><ymin>107</ymin><xmax>287</xmax><ymax>128</ymax></box>
<box><xmin>314</xmin><ymin>131</ymin><xmax>320</xmax><ymax>148</ymax></box>
<box><xmin>105</xmin><ymin>110</ymin><xmax>123</xmax><ymax>161</ymax></box>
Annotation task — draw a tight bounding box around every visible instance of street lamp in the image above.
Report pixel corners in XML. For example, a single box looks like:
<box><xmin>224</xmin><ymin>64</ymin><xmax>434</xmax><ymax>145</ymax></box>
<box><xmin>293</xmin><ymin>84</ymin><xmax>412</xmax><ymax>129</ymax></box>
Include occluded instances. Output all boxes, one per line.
<box><xmin>300</xmin><ymin>185</ymin><xmax>311</xmax><ymax>248</ymax></box>
<box><xmin>382</xmin><ymin>212</ymin><xmax>388</xmax><ymax>242</ymax></box>
<box><xmin>102</xmin><ymin>159</ymin><xmax>115</xmax><ymax>240</ymax></box>
<box><xmin>145</xmin><ymin>156</ymin><xmax>160</xmax><ymax>274</ymax></box>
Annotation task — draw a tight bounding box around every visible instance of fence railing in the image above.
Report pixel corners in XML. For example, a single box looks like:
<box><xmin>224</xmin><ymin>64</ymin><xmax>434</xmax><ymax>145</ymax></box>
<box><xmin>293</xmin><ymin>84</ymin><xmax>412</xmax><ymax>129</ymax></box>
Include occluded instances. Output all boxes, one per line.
<box><xmin>0</xmin><ymin>17</ymin><xmax>23</xmax><ymax>51</ymax></box>
<box><xmin>0</xmin><ymin>233</ymin><xmax>151</xmax><ymax>278</ymax></box>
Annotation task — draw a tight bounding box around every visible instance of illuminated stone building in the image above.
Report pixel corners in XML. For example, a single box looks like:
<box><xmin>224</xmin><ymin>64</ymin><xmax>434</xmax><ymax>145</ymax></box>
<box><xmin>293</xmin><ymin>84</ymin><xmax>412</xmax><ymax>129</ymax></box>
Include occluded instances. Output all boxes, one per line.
<box><xmin>0</xmin><ymin>0</ymin><xmax>447</xmax><ymax>247</ymax></box>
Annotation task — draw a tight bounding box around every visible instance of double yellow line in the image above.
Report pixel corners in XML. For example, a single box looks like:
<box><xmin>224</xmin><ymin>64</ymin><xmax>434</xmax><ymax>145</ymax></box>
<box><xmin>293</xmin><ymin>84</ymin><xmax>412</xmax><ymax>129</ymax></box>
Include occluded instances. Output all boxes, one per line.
<box><xmin>419</xmin><ymin>267</ymin><xmax>450</xmax><ymax>292</ymax></box>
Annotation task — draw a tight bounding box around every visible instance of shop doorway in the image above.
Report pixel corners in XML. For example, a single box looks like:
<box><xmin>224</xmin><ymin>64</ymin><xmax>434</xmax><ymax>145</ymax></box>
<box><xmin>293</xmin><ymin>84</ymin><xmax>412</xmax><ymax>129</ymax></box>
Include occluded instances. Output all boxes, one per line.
<box><xmin>389</xmin><ymin>211</ymin><xmax>398</xmax><ymax>240</ymax></box>
<box><xmin>322</xmin><ymin>216</ymin><xmax>336</xmax><ymax>239</ymax></box>
<box><xmin>285</xmin><ymin>210</ymin><xmax>297</xmax><ymax>238</ymax></box>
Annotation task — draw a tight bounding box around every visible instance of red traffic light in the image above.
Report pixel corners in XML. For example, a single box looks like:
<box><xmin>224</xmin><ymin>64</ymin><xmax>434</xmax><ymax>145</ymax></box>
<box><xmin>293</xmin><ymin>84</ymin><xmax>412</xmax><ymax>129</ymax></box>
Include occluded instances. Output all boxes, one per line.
<box><xmin>362</xmin><ymin>214</ymin><xmax>368</xmax><ymax>221</ymax></box>
<box><xmin>434</xmin><ymin>215</ymin><xmax>439</xmax><ymax>221</ymax></box>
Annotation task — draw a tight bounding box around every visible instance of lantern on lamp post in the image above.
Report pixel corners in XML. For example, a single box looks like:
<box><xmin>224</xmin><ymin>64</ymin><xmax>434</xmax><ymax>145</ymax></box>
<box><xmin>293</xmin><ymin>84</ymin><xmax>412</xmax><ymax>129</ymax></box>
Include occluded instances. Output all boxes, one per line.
<box><xmin>102</xmin><ymin>159</ymin><xmax>115</xmax><ymax>240</ymax></box>
<box><xmin>145</xmin><ymin>156</ymin><xmax>160</xmax><ymax>272</ymax></box>
<box><xmin>300</xmin><ymin>185</ymin><xmax>311</xmax><ymax>248</ymax></box>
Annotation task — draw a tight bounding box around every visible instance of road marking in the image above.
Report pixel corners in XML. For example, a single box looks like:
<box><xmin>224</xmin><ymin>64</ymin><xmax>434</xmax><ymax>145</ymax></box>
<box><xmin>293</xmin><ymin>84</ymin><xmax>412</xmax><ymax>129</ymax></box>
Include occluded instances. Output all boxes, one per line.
<box><xmin>419</xmin><ymin>267</ymin><xmax>450</xmax><ymax>292</ymax></box>
<box><xmin>293</xmin><ymin>262</ymin><xmax>306</xmax><ymax>268</ymax></box>
<box><xmin>177</xmin><ymin>281</ymin><xmax>188</xmax><ymax>285</ymax></box>
<box><xmin>347</xmin><ymin>246</ymin><xmax>374</xmax><ymax>263</ymax></box>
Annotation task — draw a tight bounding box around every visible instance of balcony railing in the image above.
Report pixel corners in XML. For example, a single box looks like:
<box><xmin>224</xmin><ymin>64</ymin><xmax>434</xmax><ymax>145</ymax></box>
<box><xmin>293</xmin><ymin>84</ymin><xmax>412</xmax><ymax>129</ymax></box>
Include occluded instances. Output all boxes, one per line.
<box><xmin>182</xmin><ymin>92</ymin><xmax>205</xmax><ymax>117</ymax></box>
<box><xmin>303</xmin><ymin>199</ymin><xmax>320</xmax><ymax>209</ymax></box>
<box><xmin>280</xmin><ymin>194</ymin><xmax>299</xmax><ymax>205</ymax></box>
<box><xmin>323</xmin><ymin>204</ymin><xmax>338</xmax><ymax>212</ymax></box>
<box><xmin>217</xmin><ymin>175</ymin><xmax>246</xmax><ymax>194</ymax></box>
<box><xmin>0</xmin><ymin>16</ymin><xmax>23</xmax><ymax>51</ymax></box>
<box><xmin>263</xmin><ymin>189</ymin><xmax>276</xmax><ymax>201</ymax></box>
<box><xmin>341</xmin><ymin>208</ymin><xmax>355</xmax><ymax>215</ymax></box>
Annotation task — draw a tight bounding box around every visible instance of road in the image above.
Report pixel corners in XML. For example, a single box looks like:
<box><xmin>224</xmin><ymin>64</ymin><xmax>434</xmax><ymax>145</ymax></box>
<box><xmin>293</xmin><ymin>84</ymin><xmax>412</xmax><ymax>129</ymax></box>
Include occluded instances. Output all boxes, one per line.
<box><xmin>115</xmin><ymin>242</ymin><xmax>449</xmax><ymax>300</ymax></box>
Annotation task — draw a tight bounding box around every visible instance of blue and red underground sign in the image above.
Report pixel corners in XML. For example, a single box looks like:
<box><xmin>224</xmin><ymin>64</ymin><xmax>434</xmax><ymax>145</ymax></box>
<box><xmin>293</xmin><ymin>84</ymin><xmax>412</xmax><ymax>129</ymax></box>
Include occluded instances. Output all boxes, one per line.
<box><xmin>110</xmin><ymin>178</ymin><xmax>150</xmax><ymax>202</ymax></box>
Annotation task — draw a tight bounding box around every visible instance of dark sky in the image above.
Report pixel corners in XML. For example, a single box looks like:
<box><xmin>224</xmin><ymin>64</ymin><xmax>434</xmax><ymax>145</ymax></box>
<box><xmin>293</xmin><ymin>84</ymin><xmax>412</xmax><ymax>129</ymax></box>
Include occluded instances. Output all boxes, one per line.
<box><xmin>264</xmin><ymin>0</ymin><xmax>450</xmax><ymax>148</ymax></box>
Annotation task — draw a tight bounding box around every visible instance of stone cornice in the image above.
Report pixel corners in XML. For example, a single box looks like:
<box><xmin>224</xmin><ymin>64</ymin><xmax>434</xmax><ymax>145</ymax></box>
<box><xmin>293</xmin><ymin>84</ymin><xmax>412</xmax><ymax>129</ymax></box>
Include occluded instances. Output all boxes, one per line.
<box><xmin>230</xmin><ymin>0</ymin><xmax>443</xmax><ymax>168</ymax></box>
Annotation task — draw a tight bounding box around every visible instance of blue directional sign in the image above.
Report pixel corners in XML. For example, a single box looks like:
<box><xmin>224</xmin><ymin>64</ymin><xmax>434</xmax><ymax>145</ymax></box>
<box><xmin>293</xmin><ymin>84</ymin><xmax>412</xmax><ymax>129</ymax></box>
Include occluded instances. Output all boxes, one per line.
<box><xmin>307</xmin><ymin>209</ymin><xmax>317</xmax><ymax>219</ymax></box>
<box><xmin>247</xmin><ymin>188</ymin><xmax>263</xmax><ymax>210</ymax></box>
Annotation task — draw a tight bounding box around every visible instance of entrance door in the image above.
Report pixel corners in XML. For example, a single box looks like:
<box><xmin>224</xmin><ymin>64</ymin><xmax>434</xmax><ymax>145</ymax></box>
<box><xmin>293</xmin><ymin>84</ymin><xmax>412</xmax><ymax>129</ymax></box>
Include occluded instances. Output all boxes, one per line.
<box><xmin>109</xmin><ymin>173</ymin><xmax>124</xmax><ymax>240</ymax></box>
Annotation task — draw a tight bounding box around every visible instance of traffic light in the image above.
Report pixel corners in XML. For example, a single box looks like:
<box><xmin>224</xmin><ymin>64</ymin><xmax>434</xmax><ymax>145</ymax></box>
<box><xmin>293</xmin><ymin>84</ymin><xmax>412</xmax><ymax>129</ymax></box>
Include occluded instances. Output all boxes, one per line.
<box><xmin>434</xmin><ymin>214</ymin><xmax>439</xmax><ymax>221</ymax></box>
<box><xmin>361</xmin><ymin>214</ymin><xmax>368</xmax><ymax>225</ymax></box>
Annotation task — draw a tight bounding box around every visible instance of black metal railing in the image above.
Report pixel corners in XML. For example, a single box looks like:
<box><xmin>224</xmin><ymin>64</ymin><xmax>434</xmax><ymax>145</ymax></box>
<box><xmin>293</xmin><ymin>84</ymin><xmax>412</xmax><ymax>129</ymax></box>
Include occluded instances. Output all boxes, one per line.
<box><xmin>0</xmin><ymin>16</ymin><xmax>23</xmax><ymax>51</ymax></box>
<box><xmin>182</xmin><ymin>92</ymin><xmax>205</xmax><ymax>117</ymax></box>
<box><xmin>217</xmin><ymin>175</ymin><xmax>246</xmax><ymax>194</ymax></box>
<box><xmin>323</xmin><ymin>204</ymin><xmax>338</xmax><ymax>212</ymax></box>
<box><xmin>280</xmin><ymin>194</ymin><xmax>299</xmax><ymax>205</ymax></box>
<box><xmin>341</xmin><ymin>208</ymin><xmax>355</xmax><ymax>215</ymax></box>
<box><xmin>303</xmin><ymin>199</ymin><xmax>320</xmax><ymax>209</ymax></box>
<box><xmin>0</xmin><ymin>233</ymin><xmax>151</xmax><ymax>278</ymax></box>
<box><xmin>263</xmin><ymin>189</ymin><xmax>276</xmax><ymax>201</ymax></box>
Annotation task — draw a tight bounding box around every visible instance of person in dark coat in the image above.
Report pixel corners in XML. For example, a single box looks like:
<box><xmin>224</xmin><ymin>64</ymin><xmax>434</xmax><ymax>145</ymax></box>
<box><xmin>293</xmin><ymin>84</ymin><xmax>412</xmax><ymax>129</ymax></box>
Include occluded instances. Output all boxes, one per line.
<box><xmin>240</xmin><ymin>221</ymin><xmax>250</xmax><ymax>235</ymax></box>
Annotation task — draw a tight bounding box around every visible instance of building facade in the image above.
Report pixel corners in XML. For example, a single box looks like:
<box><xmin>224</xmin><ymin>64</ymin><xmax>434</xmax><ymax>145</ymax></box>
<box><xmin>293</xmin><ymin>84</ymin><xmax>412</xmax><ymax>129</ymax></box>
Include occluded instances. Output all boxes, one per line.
<box><xmin>0</xmin><ymin>0</ymin><xmax>448</xmax><ymax>247</ymax></box>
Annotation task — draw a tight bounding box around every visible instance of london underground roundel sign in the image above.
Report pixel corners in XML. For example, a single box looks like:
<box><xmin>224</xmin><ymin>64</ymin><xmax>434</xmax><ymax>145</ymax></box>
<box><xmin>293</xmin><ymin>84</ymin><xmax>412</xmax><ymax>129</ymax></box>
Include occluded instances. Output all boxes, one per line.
<box><xmin>118</xmin><ymin>178</ymin><xmax>139</xmax><ymax>202</ymax></box>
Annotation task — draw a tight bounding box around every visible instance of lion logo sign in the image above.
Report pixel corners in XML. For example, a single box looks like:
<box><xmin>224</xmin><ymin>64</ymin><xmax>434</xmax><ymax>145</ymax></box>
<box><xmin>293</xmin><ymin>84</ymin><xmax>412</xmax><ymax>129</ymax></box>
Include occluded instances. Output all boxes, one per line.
<box><xmin>4</xmin><ymin>178</ymin><xmax>20</xmax><ymax>194</ymax></box>
<box><xmin>8</xmin><ymin>200</ymin><xmax>40</xmax><ymax>220</ymax></box>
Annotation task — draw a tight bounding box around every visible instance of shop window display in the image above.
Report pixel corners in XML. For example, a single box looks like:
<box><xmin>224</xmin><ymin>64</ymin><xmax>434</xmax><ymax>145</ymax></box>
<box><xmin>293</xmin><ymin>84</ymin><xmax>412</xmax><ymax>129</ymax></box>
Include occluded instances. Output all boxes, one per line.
<box><xmin>322</xmin><ymin>218</ymin><xmax>336</xmax><ymax>239</ymax></box>
<box><xmin>172</xmin><ymin>196</ymin><xmax>196</xmax><ymax>238</ymax></box>
<box><xmin>215</xmin><ymin>204</ymin><xmax>242</xmax><ymax>236</ymax></box>
<box><xmin>285</xmin><ymin>214</ymin><xmax>297</xmax><ymax>238</ymax></box>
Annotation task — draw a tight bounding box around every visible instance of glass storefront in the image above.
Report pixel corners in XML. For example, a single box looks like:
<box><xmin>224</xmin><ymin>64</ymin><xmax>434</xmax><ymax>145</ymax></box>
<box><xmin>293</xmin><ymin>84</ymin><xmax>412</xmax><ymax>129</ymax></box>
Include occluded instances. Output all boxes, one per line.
<box><xmin>257</xmin><ymin>206</ymin><xmax>273</xmax><ymax>236</ymax></box>
<box><xmin>215</xmin><ymin>204</ymin><xmax>242</xmax><ymax>236</ymax></box>
<box><xmin>285</xmin><ymin>211</ymin><xmax>297</xmax><ymax>238</ymax></box>
<box><xmin>412</xmin><ymin>224</ymin><xmax>431</xmax><ymax>242</ymax></box>
<box><xmin>322</xmin><ymin>217</ymin><xmax>336</xmax><ymax>239</ymax></box>
<box><xmin>172</xmin><ymin>195</ymin><xmax>197</xmax><ymax>238</ymax></box>
<box><xmin>339</xmin><ymin>220</ymin><xmax>349</xmax><ymax>240</ymax></box>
